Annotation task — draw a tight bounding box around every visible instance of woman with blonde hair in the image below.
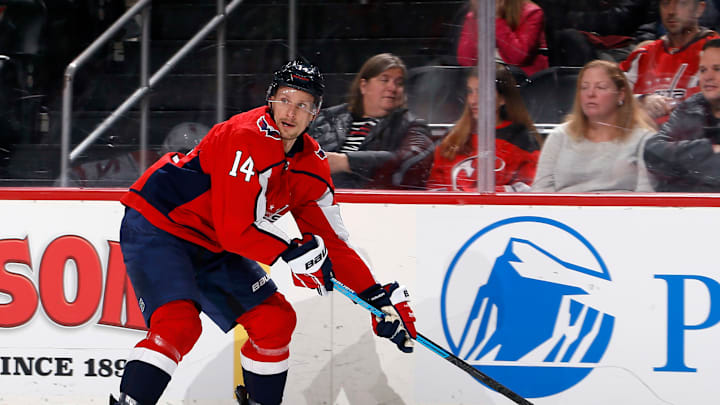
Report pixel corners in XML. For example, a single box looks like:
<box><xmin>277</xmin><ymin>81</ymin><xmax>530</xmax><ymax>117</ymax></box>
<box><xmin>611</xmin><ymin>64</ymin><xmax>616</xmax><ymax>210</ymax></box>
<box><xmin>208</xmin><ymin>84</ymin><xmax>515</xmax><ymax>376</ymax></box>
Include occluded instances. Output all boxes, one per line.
<box><xmin>427</xmin><ymin>64</ymin><xmax>542</xmax><ymax>192</ymax></box>
<box><xmin>532</xmin><ymin>59</ymin><xmax>656</xmax><ymax>192</ymax></box>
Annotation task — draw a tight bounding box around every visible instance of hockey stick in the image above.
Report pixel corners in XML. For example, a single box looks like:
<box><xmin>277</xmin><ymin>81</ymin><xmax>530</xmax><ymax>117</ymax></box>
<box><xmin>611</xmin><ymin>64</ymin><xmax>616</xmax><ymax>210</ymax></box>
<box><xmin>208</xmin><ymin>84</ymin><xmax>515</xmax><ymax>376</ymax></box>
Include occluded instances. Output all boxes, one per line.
<box><xmin>330</xmin><ymin>278</ymin><xmax>534</xmax><ymax>405</ymax></box>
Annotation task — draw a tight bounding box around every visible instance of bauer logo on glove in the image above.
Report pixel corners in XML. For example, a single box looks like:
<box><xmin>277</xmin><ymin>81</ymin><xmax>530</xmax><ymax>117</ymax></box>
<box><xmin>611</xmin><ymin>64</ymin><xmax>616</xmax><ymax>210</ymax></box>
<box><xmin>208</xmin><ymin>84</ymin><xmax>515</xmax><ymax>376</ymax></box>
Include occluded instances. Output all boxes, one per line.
<box><xmin>280</xmin><ymin>234</ymin><xmax>334</xmax><ymax>295</ymax></box>
<box><xmin>304</xmin><ymin>248</ymin><xmax>327</xmax><ymax>270</ymax></box>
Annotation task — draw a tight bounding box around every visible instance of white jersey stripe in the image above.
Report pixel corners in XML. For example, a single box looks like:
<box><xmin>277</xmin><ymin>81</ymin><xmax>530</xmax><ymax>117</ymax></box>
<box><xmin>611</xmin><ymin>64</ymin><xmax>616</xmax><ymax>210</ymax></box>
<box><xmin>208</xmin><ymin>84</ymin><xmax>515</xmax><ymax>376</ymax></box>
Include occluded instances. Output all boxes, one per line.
<box><xmin>255</xmin><ymin>167</ymin><xmax>291</xmax><ymax>243</ymax></box>
<box><xmin>316</xmin><ymin>188</ymin><xmax>376</xmax><ymax>279</ymax></box>
<box><xmin>317</xmin><ymin>189</ymin><xmax>349</xmax><ymax>241</ymax></box>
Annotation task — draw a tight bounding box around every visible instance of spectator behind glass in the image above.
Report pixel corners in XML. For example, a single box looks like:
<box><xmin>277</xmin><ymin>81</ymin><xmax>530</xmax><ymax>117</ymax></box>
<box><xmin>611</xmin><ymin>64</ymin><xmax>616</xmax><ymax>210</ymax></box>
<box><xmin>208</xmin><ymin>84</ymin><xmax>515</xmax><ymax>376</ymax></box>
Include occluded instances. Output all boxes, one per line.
<box><xmin>644</xmin><ymin>39</ymin><xmax>720</xmax><ymax>191</ymax></box>
<box><xmin>533</xmin><ymin>0</ymin><xmax>657</xmax><ymax>66</ymax></box>
<box><xmin>620</xmin><ymin>0</ymin><xmax>719</xmax><ymax>123</ymax></box>
<box><xmin>309</xmin><ymin>53</ymin><xmax>434</xmax><ymax>189</ymax></box>
<box><xmin>634</xmin><ymin>0</ymin><xmax>720</xmax><ymax>46</ymax></box>
<box><xmin>54</xmin><ymin>122</ymin><xmax>209</xmax><ymax>188</ymax></box>
<box><xmin>427</xmin><ymin>64</ymin><xmax>542</xmax><ymax>192</ymax></box>
<box><xmin>532</xmin><ymin>60</ymin><xmax>657</xmax><ymax>192</ymax></box>
<box><xmin>457</xmin><ymin>0</ymin><xmax>549</xmax><ymax>76</ymax></box>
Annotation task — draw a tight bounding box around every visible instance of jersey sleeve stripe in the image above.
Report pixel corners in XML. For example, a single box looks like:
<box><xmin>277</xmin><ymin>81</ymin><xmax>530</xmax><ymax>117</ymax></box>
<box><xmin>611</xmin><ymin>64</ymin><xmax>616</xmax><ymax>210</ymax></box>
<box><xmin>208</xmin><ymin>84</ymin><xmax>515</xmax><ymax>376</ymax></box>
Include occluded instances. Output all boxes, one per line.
<box><xmin>253</xmin><ymin>168</ymin><xmax>291</xmax><ymax>244</ymax></box>
<box><xmin>289</xmin><ymin>169</ymin><xmax>335</xmax><ymax>192</ymax></box>
<box><xmin>258</xmin><ymin>159</ymin><xmax>287</xmax><ymax>173</ymax></box>
<box><xmin>315</xmin><ymin>188</ymin><xmax>376</xmax><ymax>279</ymax></box>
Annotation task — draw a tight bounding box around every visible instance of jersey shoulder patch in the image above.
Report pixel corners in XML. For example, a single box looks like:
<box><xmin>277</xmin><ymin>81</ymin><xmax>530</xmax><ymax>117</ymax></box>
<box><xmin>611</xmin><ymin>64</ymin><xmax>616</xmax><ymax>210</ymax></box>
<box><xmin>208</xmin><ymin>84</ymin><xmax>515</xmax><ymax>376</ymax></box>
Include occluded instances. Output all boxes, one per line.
<box><xmin>257</xmin><ymin>115</ymin><xmax>281</xmax><ymax>140</ymax></box>
<box><xmin>301</xmin><ymin>134</ymin><xmax>327</xmax><ymax>161</ymax></box>
<box><xmin>290</xmin><ymin>134</ymin><xmax>331</xmax><ymax>176</ymax></box>
<box><xmin>315</xmin><ymin>145</ymin><xmax>327</xmax><ymax>160</ymax></box>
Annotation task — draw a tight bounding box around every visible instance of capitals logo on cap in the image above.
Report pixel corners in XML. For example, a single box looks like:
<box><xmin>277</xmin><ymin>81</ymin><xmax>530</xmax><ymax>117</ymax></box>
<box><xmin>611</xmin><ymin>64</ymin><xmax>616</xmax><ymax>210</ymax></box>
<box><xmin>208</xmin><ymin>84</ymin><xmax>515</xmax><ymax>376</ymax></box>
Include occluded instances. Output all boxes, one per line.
<box><xmin>257</xmin><ymin>116</ymin><xmax>281</xmax><ymax>140</ymax></box>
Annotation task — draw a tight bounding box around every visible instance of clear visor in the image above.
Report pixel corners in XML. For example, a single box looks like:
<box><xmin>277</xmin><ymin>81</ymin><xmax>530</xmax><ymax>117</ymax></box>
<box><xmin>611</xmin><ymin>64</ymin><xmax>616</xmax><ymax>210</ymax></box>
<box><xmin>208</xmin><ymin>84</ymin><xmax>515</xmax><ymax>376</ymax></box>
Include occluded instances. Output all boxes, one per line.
<box><xmin>268</xmin><ymin>98</ymin><xmax>319</xmax><ymax>116</ymax></box>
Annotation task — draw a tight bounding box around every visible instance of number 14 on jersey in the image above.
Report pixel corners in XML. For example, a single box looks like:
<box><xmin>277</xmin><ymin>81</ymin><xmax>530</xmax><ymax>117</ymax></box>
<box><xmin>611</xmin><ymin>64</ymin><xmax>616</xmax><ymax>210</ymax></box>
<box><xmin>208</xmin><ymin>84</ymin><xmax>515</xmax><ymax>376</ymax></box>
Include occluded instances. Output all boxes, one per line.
<box><xmin>229</xmin><ymin>150</ymin><xmax>255</xmax><ymax>182</ymax></box>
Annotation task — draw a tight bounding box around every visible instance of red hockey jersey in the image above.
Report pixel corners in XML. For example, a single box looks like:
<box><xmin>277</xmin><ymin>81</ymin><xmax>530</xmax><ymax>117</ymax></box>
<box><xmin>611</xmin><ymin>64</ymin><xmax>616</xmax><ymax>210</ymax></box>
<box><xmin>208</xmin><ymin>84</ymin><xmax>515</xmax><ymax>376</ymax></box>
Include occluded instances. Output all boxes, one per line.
<box><xmin>620</xmin><ymin>30</ymin><xmax>719</xmax><ymax>103</ymax></box>
<box><xmin>426</xmin><ymin>121</ymin><xmax>540</xmax><ymax>192</ymax></box>
<box><xmin>121</xmin><ymin>106</ymin><xmax>376</xmax><ymax>293</ymax></box>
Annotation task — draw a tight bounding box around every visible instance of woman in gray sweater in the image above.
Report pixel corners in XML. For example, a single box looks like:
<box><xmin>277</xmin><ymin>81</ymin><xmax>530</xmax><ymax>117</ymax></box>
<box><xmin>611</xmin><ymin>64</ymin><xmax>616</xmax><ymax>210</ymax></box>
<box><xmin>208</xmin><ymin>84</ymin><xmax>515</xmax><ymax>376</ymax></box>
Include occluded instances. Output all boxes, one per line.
<box><xmin>532</xmin><ymin>59</ymin><xmax>657</xmax><ymax>192</ymax></box>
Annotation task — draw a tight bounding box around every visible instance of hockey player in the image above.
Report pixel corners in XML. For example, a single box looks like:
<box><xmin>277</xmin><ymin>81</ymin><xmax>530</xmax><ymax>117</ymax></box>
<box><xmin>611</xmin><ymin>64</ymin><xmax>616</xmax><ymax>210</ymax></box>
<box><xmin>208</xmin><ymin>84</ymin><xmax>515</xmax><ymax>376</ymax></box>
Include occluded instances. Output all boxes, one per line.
<box><xmin>110</xmin><ymin>58</ymin><xmax>417</xmax><ymax>405</ymax></box>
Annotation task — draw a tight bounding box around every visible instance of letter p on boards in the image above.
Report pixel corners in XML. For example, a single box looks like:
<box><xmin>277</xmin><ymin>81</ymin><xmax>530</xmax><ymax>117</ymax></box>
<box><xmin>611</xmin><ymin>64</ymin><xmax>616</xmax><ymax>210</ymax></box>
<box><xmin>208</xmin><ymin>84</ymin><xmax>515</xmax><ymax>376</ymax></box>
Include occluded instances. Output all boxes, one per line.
<box><xmin>654</xmin><ymin>275</ymin><xmax>720</xmax><ymax>372</ymax></box>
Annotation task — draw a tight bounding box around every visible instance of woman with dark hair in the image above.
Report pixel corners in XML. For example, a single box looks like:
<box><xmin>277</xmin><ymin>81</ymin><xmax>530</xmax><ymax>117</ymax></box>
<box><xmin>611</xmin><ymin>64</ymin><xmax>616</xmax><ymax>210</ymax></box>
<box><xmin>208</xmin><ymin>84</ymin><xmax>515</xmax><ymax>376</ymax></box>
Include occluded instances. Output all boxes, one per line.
<box><xmin>309</xmin><ymin>53</ymin><xmax>435</xmax><ymax>189</ymax></box>
<box><xmin>532</xmin><ymin>59</ymin><xmax>656</xmax><ymax>192</ymax></box>
<box><xmin>427</xmin><ymin>64</ymin><xmax>542</xmax><ymax>192</ymax></box>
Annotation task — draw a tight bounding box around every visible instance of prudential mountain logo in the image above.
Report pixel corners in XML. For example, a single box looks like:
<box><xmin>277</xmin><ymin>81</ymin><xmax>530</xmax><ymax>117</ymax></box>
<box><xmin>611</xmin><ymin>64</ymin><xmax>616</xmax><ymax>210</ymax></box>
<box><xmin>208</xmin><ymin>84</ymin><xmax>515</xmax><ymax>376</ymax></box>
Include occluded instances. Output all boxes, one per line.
<box><xmin>440</xmin><ymin>216</ymin><xmax>614</xmax><ymax>398</ymax></box>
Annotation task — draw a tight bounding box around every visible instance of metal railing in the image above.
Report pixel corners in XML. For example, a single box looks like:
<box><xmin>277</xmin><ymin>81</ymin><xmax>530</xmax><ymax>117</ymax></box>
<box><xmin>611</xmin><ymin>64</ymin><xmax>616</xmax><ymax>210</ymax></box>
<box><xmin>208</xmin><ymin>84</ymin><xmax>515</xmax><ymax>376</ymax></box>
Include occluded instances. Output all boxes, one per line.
<box><xmin>59</xmin><ymin>0</ymin><xmax>246</xmax><ymax>186</ymax></box>
<box><xmin>57</xmin><ymin>0</ymin><xmax>497</xmax><ymax>191</ymax></box>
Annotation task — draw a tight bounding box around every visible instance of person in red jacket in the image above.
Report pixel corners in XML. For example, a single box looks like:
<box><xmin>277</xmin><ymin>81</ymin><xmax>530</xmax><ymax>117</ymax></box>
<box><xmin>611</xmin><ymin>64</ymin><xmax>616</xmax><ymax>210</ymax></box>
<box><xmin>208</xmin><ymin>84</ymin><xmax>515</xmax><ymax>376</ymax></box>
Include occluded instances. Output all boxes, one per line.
<box><xmin>427</xmin><ymin>64</ymin><xmax>542</xmax><ymax>192</ymax></box>
<box><xmin>457</xmin><ymin>0</ymin><xmax>549</xmax><ymax>76</ymax></box>
<box><xmin>110</xmin><ymin>58</ymin><xmax>416</xmax><ymax>405</ymax></box>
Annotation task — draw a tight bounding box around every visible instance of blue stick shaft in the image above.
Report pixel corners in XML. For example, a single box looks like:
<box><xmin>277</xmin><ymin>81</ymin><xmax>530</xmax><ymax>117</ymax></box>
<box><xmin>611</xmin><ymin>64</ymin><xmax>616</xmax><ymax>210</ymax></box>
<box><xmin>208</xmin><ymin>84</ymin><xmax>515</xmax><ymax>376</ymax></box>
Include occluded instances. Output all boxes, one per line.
<box><xmin>329</xmin><ymin>278</ymin><xmax>534</xmax><ymax>405</ymax></box>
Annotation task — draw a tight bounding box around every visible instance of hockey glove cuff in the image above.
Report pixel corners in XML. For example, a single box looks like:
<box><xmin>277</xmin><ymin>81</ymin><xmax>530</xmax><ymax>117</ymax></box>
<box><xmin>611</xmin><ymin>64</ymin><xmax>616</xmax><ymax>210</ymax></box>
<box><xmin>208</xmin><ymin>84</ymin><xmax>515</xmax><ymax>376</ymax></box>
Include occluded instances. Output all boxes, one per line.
<box><xmin>281</xmin><ymin>234</ymin><xmax>334</xmax><ymax>296</ymax></box>
<box><xmin>360</xmin><ymin>282</ymin><xmax>417</xmax><ymax>353</ymax></box>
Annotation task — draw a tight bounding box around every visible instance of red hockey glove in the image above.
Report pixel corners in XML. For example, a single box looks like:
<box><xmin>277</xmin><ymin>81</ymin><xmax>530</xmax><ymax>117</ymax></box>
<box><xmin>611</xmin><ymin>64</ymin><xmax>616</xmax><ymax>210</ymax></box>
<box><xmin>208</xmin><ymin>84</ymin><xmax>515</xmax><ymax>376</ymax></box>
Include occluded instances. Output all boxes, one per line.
<box><xmin>359</xmin><ymin>282</ymin><xmax>417</xmax><ymax>353</ymax></box>
<box><xmin>280</xmin><ymin>234</ymin><xmax>334</xmax><ymax>296</ymax></box>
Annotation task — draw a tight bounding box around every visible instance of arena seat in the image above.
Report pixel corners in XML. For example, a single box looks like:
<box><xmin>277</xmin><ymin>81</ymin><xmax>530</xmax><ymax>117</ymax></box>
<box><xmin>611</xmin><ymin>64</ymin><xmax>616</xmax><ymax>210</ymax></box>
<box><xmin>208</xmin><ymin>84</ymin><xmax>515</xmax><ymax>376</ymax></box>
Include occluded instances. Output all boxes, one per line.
<box><xmin>406</xmin><ymin>65</ymin><xmax>469</xmax><ymax>126</ymax></box>
<box><xmin>519</xmin><ymin>66</ymin><xmax>581</xmax><ymax>126</ymax></box>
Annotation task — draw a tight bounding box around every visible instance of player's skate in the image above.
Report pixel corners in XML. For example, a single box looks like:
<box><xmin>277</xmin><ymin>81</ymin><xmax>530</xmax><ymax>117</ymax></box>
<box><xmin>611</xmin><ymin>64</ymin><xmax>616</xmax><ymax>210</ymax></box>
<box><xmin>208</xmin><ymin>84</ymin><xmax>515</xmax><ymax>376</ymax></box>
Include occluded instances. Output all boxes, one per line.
<box><xmin>235</xmin><ymin>385</ymin><xmax>265</xmax><ymax>405</ymax></box>
<box><xmin>109</xmin><ymin>393</ymin><xmax>140</xmax><ymax>404</ymax></box>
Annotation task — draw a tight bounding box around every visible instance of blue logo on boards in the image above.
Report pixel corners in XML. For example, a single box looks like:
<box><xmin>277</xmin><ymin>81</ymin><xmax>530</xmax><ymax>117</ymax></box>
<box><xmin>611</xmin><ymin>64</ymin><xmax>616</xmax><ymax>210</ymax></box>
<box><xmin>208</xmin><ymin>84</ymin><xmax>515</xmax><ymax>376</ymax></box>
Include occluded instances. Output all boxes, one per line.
<box><xmin>440</xmin><ymin>216</ymin><xmax>614</xmax><ymax>398</ymax></box>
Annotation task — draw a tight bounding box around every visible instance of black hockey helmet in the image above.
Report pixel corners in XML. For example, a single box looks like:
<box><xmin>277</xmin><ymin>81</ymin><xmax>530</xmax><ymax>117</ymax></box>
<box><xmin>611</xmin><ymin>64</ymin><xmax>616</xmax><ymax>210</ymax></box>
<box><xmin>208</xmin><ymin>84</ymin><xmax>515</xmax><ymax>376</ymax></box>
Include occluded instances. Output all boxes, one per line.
<box><xmin>266</xmin><ymin>57</ymin><xmax>325</xmax><ymax>105</ymax></box>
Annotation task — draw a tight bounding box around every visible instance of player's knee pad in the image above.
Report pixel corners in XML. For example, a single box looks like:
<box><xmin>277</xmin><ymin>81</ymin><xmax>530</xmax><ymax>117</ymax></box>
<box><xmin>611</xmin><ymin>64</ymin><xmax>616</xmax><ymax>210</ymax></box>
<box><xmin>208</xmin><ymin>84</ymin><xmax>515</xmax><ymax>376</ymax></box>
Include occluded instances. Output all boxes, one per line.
<box><xmin>238</xmin><ymin>292</ymin><xmax>296</xmax><ymax>352</ymax></box>
<box><xmin>137</xmin><ymin>299</ymin><xmax>202</xmax><ymax>362</ymax></box>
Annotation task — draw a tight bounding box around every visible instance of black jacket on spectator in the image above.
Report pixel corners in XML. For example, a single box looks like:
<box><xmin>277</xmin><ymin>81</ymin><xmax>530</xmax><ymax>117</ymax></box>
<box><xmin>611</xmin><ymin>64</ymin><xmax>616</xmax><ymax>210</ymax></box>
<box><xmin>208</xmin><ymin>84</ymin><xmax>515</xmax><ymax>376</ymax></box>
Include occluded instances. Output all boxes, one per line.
<box><xmin>535</xmin><ymin>0</ymin><xmax>658</xmax><ymax>65</ymax></box>
<box><xmin>644</xmin><ymin>93</ymin><xmax>720</xmax><ymax>192</ymax></box>
<box><xmin>535</xmin><ymin>0</ymin><xmax>657</xmax><ymax>37</ymax></box>
<box><xmin>309</xmin><ymin>103</ymin><xmax>435</xmax><ymax>190</ymax></box>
